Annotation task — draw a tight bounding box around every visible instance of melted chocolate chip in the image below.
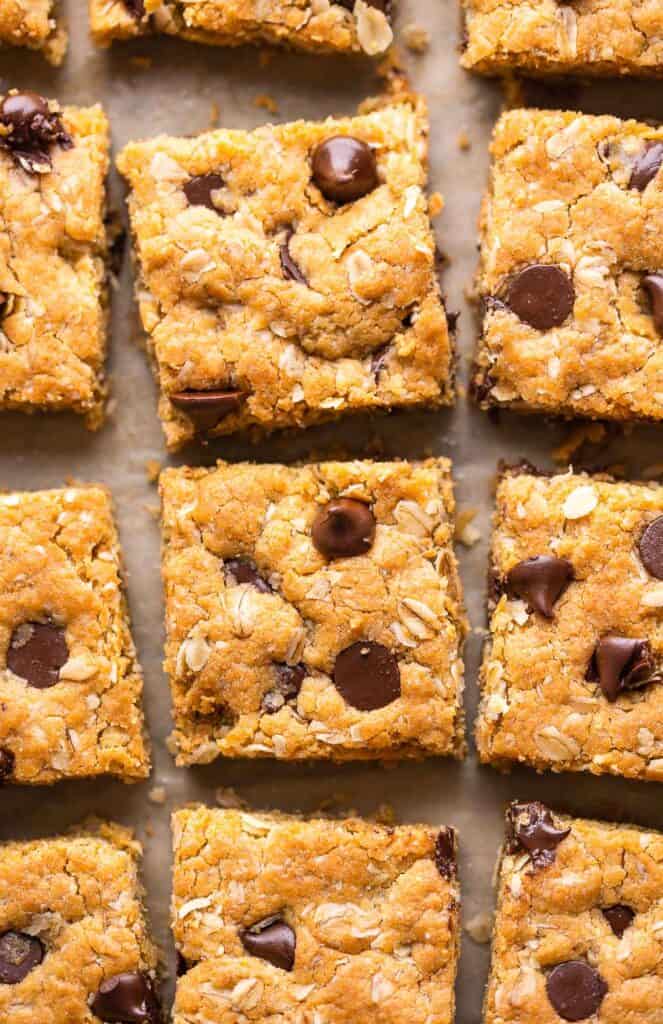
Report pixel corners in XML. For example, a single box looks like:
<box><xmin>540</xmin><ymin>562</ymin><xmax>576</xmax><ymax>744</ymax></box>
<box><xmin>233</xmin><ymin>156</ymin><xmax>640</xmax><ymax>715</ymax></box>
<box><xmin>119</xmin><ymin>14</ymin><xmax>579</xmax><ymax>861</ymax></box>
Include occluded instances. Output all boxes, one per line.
<box><xmin>224</xmin><ymin>557</ymin><xmax>272</xmax><ymax>593</ymax></box>
<box><xmin>0</xmin><ymin>747</ymin><xmax>13</xmax><ymax>781</ymax></box>
<box><xmin>0</xmin><ymin>931</ymin><xmax>44</xmax><ymax>984</ymax></box>
<box><xmin>629</xmin><ymin>141</ymin><xmax>663</xmax><ymax>191</ymax></box>
<box><xmin>507</xmin><ymin>801</ymin><xmax>570</xmax><ymax>869</ymax></box>
<box><xmin>504</xmin><ymin>264</ymin><xmax>575</xmax><ymax>331</ymax></box>
<box><xmin>183</xmin><ymin>173</ymin><xmax>225</xmax><ymax>212</ymax></box>
<box><xmin>170</xmin><ymin>389</ymin><xmax>245</xmax><ymax>432</ymax></box>
<box><xmin>91</xmin><ymin>972</ymin><xmax>161</xmax><ymax>1023</ymax></box>
<box><xmin>280</xmin><ymin>228</ymin><xmax>308</xmax><ymax>285</ymax></box>
<box><xmin>7</xmin><ymin>621</ymin><xmax>68</xmax><ymax>689</ymax></box>
<box><xmin>311</xmin><ymin>136</ymin><xmax>379</xmax><ymax>204</ymax></box>
<box><xmin>639</xmin><ymin>515</ymin><xmax>663</xmax><ymax>579</ymax></box>
<box><xmin>434</xmin><ymin>827</ymin><xmax>456</xmax><ymax>878</ymax></box>
<box><xmin>546</xmin><ymin>961</ymin><xmax>607</xmax><ymax>1022</ymax></box>
<box><xmin>122</xmin><ymin>0</ymin><xmax>146</xmax><ymax>18</ymax></box>
<box><xmin>643</xmin><ymin>273</ymin><xmax>663</xmax><ymax>335</ymax></box>
<box><xmin>506</xmin><ymin>556</ymin><xmax>573</xmax><ymax>618</ymax></box>
<box><xmin>312</xmin><ymin>498</ymin><xmax>376</xmax><ymax>559</ymax></box>
<box><xmin>333</xmin><ymin>641</ymin><xmax>400</xmax><ymax>710</ymax></box>
<box><xmin>0</xmin><ymin>91</ymin><xmax>72</xmax><ymax>175</ymax></box>
<box><xmin>589</xmin><ymin>635</ymin><xmax>660</xmax><ymax>702</ymax></box>
<box><xmin>240</xmin><ymin>916</ymin><xmax>296</xmax><ymax>971</ymax></box>
<box><xmin>262</xmin><ymin>663</ymin><xmax>306</xmax><ymax>713</ymax></box>
<box><xmin>602</xmin><ymin>904</ymin><xmax>634</xmax><ymax>937</ymax></box>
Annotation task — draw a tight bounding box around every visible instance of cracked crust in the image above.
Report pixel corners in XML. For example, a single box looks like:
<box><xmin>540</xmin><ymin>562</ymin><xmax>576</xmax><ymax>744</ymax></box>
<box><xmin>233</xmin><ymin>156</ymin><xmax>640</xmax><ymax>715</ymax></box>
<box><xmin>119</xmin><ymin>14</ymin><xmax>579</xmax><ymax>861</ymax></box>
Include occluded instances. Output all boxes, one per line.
<box><xmin>117</xmin><ymin>96</ymin><xmax>453</xmax><ymax>450</ymax></box>
<box><xmin>0</xmin><ymin>0</ymin><xmax>67</xmax><ymax>64</ymax></box>
<box><xmin>477</xmin><ymin>468</ymin><xmax>663</xmax><ymax>782</ymax></box>
<box><xmin>461</xmin><ymin>0</ymin><xmax>663</xmax><ymax>77</ymax></box>
<box><xmin>0</xmin><ymin>822</ymin><xmax>160</xmax><ymax>1023</ymax></box>
<box><xmin>472</xmin><ymin>109</ymin><xmax>663</xmax><ymax>422</ymax></box>
<box><xmin>0</xmin><ymin>486</ymin><xmax>150</xmax><ymax>784</ymax></box>
<box><xmin>159</xmin><ymin>458</ymin><xmax>467</xmax><ymax>764</ymax></box>
<box><xmin>486</xmin><ymin>806</ymin><xmax>663</xmax><ymax>1024</ymax></box>
<box><xmin>0</xmin><ymin>100</ymin><xmax>109</xmax><ymax>427</ymax></box>
<box><xmin>172</xmin><ymin>806</ymin><xmax>460</xmax><ymax>1024</ymax></box>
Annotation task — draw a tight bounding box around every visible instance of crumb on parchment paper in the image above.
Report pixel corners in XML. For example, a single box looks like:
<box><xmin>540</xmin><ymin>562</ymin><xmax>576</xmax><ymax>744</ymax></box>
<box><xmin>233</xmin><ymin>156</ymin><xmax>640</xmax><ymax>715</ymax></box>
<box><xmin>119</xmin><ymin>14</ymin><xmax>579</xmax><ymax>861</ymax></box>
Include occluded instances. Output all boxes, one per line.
<box><xmin>402</xmin><ymin>23</ymin><xmax>430</xmax><ymax>53</ymax></box>
<box><xmin>465</xmin><ymin>912</ymin><xmax>493</xmax><ymax>944</ymax></box>
<box><xmin>254</xmin><ymin>93</ymin><xmax>279</xmax><ymax>115</ymax></box>
<box><xmin>429</xmin><ymin>191</ymin><xmax>444</xmax><ymax>218</ymax></box>
<box><xmin>145</xmin><ymin>459</ymin><xmax>162</xmax><ymax>484</ymax></box>
<box><xmin>455</xmin><ymin>507</ymin><xmax>481</xmax><ymax>547</ymax></box>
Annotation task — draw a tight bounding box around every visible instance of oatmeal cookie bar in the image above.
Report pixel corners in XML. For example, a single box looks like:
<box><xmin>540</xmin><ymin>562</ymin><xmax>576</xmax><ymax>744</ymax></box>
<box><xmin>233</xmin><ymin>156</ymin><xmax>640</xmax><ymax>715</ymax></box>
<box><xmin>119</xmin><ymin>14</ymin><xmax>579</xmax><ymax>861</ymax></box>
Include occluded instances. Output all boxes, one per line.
<box><xmin>0</xmin><ymin>823</ymin><xmax>161</xmax><ymax>1023</ymax></box>
<box><xmin>89</xmin><ymin>0</ymin><xmax>393</xmax><ymax>58</ymax></box>
<box><xmin>0</xmin><ymin>91</ymin><xmax>110</xmax><ymax>428</ymax></box>
<box><xmin>485</xmin><ymin>801</ymin><xmax>663</xmax><ymax>1024</ymax></box>
<box><xmin>477</xmin><ymin>466</ymin><xmax>663</xmax><ymax>782</ymax></box>
<box><xmin>472</xmin><ymin>108</ymin><xmax>663</xmax><ymax>423</ymax></box>
<box><xmin>0</xmin><ymin>0</ymin><xmax>66</xmax><ymax>64</ymax></box>
<box><xmin>160</xmin><ymin>458</ymin><xmax>466</xmax><ymax>764</ymax></box>
<box><xmin>172</xmin><ymin>805</ymin><xmax>460</xmax><ymax>1024</ymax></box>
<box><xmin>0</xmin><ymin>485</ymin><xmax>150</xmax><ymax>784</ymax></box>
<box><xmin>117</xmin><ymin>95</ymin><xmax>453</xmax><ymax>450</ymax></box>
<box><xmin>461</xmin><ymin>0</ymin><xmax>663</xmax><ymax>78</ymax></box>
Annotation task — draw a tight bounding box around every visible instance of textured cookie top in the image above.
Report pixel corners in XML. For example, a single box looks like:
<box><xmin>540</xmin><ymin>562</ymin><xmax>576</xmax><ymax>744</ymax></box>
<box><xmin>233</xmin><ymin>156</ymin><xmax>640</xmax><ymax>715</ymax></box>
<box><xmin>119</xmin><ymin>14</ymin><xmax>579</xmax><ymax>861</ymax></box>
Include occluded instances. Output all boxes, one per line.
<box><xmin>117</xmin><ymin>99</ymin><xmax>452</xmax><ymax>448</ymax></box>
<box><xmin>0</xmin><ymin>0</ymin><xmax>66</xmax><ymax>63</ymax></box>
<box><xmin>474</xmin><ymin>109</ymin><xmax>663</xmax><ymax>422</ymax></box>
<box><xmin>486</xmin><ymin>802</ymin><xmax>663</xmax><ymax>1024</ymax></box>
<box><xmin>160</xmin><ymin>459</ymin><xmax>466</xmax><ymax>763</ymax></box>
<box><xmin>172</xmin><ymin>806</ymin><xmax>459</xmax><ymax>1024</ymax></box>
<box><xmin>478</xmin><ymin>468</ymin><xmax>663</xmax><ymax>781</ymax></box>
<box><xmin>0</xmin><ymin>486</ymin><xmax>149</xmax><ymax>784</ymax></box>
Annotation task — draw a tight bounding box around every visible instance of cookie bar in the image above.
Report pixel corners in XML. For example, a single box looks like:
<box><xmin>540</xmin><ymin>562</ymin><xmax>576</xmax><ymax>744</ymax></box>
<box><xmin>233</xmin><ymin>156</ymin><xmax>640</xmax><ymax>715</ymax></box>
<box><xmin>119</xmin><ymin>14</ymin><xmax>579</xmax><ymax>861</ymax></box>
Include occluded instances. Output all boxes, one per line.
<box><xmin>472</xmin><ymin>108</ymin><xmax>663</xmax><ymax>423</ymax></box>
<box><xmin>160</xmin><ymin>458</ymin><xmax>466</xmax><ymax>764</ymax></box>
<box><xmin>0</xmin><ymin>91</ymin><xmax>110</xmax><ymax>428</ymax></box>
<box><xmin>485</xmin><ymin>801</ymin><xmax>663</xmax><ymax>1024</ymax></box>
<box><xmin>117</xmin><ymin>95</ymin><xmax>453</xmax><ymax>450</ymax></box>
<box><xmin>0</xmin><ymin>0</ymin><xmax>66</xmax><ymax>64</ymax></box>
<box><xmin>477</xmin><ymin>466</ymin><xmax>663</xmax><ymax>782</ymax></box>
<box><xmin>461</xmin><ymin>0</ymin><xmax>663</xmax><ymax>78</ymax></box>
<box><xmin>172</xmin><ymin>805</ymin><xmax>460</xmax><ymax>1024</ymax></box>
<box><xmin>0</xmin><ymin>823</ymin><xmax>161</xmax><ymax>1023</ymax></box>
<box><xmin>89</xmin><ymin>0</ymin><xmax>393</xmax><ymax>58</ymax></box>
<box><xmin>0</xmin><ymin>485</ymin><xmax>150</xmax><ymax>784</ymax></box>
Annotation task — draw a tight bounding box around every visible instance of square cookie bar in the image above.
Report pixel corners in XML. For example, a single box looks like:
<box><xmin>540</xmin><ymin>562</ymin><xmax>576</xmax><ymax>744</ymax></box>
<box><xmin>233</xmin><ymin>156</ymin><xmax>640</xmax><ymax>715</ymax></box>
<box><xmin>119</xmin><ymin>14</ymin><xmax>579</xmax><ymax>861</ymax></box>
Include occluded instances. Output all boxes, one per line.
<box><xmin>0</xmin><ymin>485</ymin><xmax>150</xmax><ymax>784</ymax></box>
<box><xmin>0</xmin><ymin>0</ymin><xmax>66</xmax><ymax>64</ymax></box>
<box><xmin>160</xmin><ymin>458</ymin><xmax>466</xmax><ymax>764</ymax></box>
<box><xmin>472</xmin><ymin>109</ymin><xmax>663</xmax><ymax>423</ymax></box>
<box><xmin>172</xmin><ymin>806</ymin><xmax>460</xmax><ymax>1024</ymax></box>
<box><xmin>117</xmin><ymin>94</ymin><xmax>453</xmax><ymax>450</ymax></box>
<box><xmin>0</xmin><ymin>91</ymin><xmax>110</xmax><ymax>427</ymax></box>
<box><xmin>89</xmin><ymin>0</ymin><xmax>392</xmax><ymax>58</ymax></box>
<box><xmin>477</xmin><ymin>466</ymin><xmax>663</xmax><ymax>782</ymax></box>
<box><xmin>0</xmin><ymin>823</ymin><xmax>161</xmax><ymax>1023</ymax></box>
<box><xmin>485</xmin><ymin>802</ymin><xmax>663</xmax><ymax>1024</ymax></box>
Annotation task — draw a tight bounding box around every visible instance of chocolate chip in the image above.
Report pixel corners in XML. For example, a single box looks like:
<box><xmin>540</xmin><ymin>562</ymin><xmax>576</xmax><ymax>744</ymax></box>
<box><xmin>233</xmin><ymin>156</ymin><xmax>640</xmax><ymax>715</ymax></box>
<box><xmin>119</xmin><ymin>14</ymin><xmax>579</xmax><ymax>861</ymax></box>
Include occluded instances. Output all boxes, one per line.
<box><xmin>333</xmin><ymin>641</ymin><xmax>400</xmax><ymax>710</ymax></box>
<box><xmin>507</xmin><ymin>801</ymin><xmax>570</xmax><ymax>869</ymax></box>
<box><xmin>503</xmin><ymin>264</ymin><xmax>574</xmax><ymax>331</ymax></box>
<box><xmin>183</xmin><ymin>173</ymin><xmax>224</xmax><ymax>212</ymax></box>
<box><xmin>122</xmin><ymin>0</ymin><xmax>146</xmax><ymax>16</ymax></box>
<box><xmin>175</xmin><ymin>952</ymin><xmax>189</xmax><ymax>976</ymax></box>
<box><xmin>224</xmin><ymin>557</ymin><xmax>272</xmax><ymax>594</ymax></box>
<box><xmin>589</xmin><ymin>635</ymin><xmax>660</xmax><ymax>701</ymax></box>
<box><xmin>546</xmin><ymin>961</ymin><xmax>607</xmax><ymax>1021</ymax></box>
<box><xmin>643</xmin><ymin>273</ymin><xmax>663</xmax><ymax>335</ymax></box>
<box><xmin>0</xmin><ymin>747</ymin><xmax>13</xmax><ymax>781</ymax></box>
<box><xmin>280</xmin><ymin>228</ymin><xmax>308</xmax><ymax>285</ymax></box>
<box><xmin>434</xmin><ymin>827</ymin><xmax>456</xmax><ymax>878</ymax></box>
<box><xmin>91</xmin><ymin>972</ymin><xmax>161</xmax><ymax>1023</ymax></box>
<box><xmin>336</xmin><ymin>0</ymin><xmax>390</xmax><ymax>12</ymax></box>
<box><xmin>311</xmin><ymin>136</ymin><xmax>379</xmax><ymax>204</ymax></box>
<box><xmin>0</xmin><ymin>932</ymin><xmax>44</xmax><ymax>984</ymax></box>
<box><xmin>240</xmin><ymin>916</ymin><xmax>296</xmax><ymax>972</ymax></box>
<box><xmin>170</xmin><ymin>389</ymin><xmax>245</xmax><ymax>432</ymax></box>
<box><xmin>312</xmin><ymin>498</ymin><xmax>376</xmax><ymax>559</ymax></box>
<box><xmin>629</xmin><ymin>141</ymin><xmax>663</xmax><ymax>191</ymax></box>
<box><xmin>7</xmin><ymin>621</ymin><xmax>68</xmax><ymax>689</ymax></box>
<box><xmin>506</xmin><ymin>556</ymin><xmax>573</xmax><ymax>618</ymax></box>
<box><xmin>639</xmin><ymin>515</ymin><xmax>663</xmax><ymax>578</ymax></box>
<box><xmin>602</xmin><ymin>904</ymin><xmax>634</xmax><ymax>937</ymax></box>
<box><xmin>0</xmin><ymin>91</ymin><xmax>72</xmax><ymax>175</ymax></box>
<box><xmin>262</xmin><ymin>663</ymin><xmax>306</xmax><ymax>713</ymax></box>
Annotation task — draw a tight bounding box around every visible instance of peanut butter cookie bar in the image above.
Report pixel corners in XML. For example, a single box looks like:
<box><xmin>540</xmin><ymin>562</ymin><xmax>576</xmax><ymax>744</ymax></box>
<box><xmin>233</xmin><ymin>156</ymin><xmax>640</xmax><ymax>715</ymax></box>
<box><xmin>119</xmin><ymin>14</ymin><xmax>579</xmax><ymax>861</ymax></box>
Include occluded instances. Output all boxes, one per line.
<box><xmin>0</xmin><ymin>485</ymin><xmax>150</xmax><ymax>784</ymax></box>
<box><xmin>0</xmin><ymin>91</ymin><xmax>110</xmax><ymax>428</ymax></box>
<box><xmin>472</xmin><ymin>109</ymin><xmax>663</xmax><ymax>423</ymax></box>
<box><xmin>117</xmin><ymin>95</ymin><xmax>453</xmax><ymax>450</ymax></box>
<box><xmin>0</xmin><ymin>823</ymin><xmax>161</xmax><ymax>1023</ymax></box>
<box><xmin>172</xmin><ymin>806</ymin><xmax>460</xmax><ymax>1024</ymax></box>
<box><xmin>478</xmin><ymin>466</ymin><xmax>663</xmax><ymax>782</ymax></box>
<box><xmin>485</xmin><ymin>802</ymin><xmax>663</xmax><ymax>1024</ymax></box>
<box><xmin>160</xmin><ymin>459</ymin><xmax>466</xmax><ymax>764</ymax></box>
<box><xmin>0</xmin><ymin>0</ymin><xmax>66</xmax><ymax>64</ymax></box>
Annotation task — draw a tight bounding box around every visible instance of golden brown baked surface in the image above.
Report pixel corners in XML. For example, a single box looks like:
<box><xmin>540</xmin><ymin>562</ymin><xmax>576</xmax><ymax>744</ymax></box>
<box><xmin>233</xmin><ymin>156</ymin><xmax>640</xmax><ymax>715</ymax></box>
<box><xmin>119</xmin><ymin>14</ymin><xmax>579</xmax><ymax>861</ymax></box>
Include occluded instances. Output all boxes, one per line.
<box><xmin>172</xmin><ymin>806</ymin><xmax>460</xmax><ymax>1024</ymax></box>
<box><xmin>160</xmin><ymin>459</ymin><xmax>466</xmax><ymax>764</ymax></box>
<box><xmin>0</xmin><ymin>0</ymin><xmax>66</xmax><ymax>63</ymax></box>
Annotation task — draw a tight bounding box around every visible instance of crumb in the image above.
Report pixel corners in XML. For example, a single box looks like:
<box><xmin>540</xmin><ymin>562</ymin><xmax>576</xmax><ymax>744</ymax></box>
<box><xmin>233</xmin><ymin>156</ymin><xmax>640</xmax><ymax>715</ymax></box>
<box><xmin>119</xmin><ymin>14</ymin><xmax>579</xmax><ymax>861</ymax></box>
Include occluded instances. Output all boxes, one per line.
<box><xmin>457</xmin><ymin>130</ymin><xmax>471</xmax><ymax>151</ymax></box>
<box><xmin>106</xmin><ymin>397</ymin><xmax>118</xmax><ymax>418</ymax></box>
<box><xmin>145</xmin><ymin>459</ymin><xmax>162</xmax><ymax>484</ymax></box>
<box><xmin>208</xmin><ymin>102</ymin><xmax>220</xmax><ymax>129</ymax></box>
<box><xmin>148</xmin><ymin>785</ymin><xmax>167</xmax><ymax>805</ymax></box>
<box><xmin>402</xmin><ymin>22</ymin><xmax>430</xmax><ymax>53</ymax></box>
<box><xmin>552</xmin><ymin>422</ymin><xmax>607</xmax><ymax>465</ymax></box>
<box><xmin>373</xmin><ymin>802</ymin><xmax>397</xmax><ymax>825</ymax></box>
<box><xmin>144</xmin><ymin>822</ymin><xmax>155</xmax><ymax>838</ymax></box>
<box><xmin>144</xmin><ymin>503</ymin><xmax>160</xmax><ymax>519</ymax></box>
<box><xmin>254</xmin><ymin>93</ymin><xmax>279</xmax><ymax>115</ymax></box>
<box><xmin>428</xmin><ymin>191</ymin><xmax>444</xmax><ymax>218</ymax></box>
<box><xmin>455</xmin><ymin>507</ymin><xmax>481</xmax><ymax>548</ymax></box>
<box><xmin>465</xmin><ymin>911</ymin><xmax>493</xmax><ymax>944</ymax></box>
<box><xmin>165</xmin><ymin>734</ymin><xmax>179</xmax><ymax>755</ymax></box>
<box><xmin>258</xmin><ymin>49</ymin><xmax>274</xmax><ymax>67</ymax></box>
<box><xmin>215</xmin><ymin>786</ymin><xmax>247</xmax><ymax>809</ymax></box>
<box><xmin>129</xmin><ymin>55</ymin><xmax>152</xmax><ymax>69</ymax></box>
<box><xmin>456</xmin><ymin>382</ymin><xmax>467</xmax><ymax>399</ymax></box>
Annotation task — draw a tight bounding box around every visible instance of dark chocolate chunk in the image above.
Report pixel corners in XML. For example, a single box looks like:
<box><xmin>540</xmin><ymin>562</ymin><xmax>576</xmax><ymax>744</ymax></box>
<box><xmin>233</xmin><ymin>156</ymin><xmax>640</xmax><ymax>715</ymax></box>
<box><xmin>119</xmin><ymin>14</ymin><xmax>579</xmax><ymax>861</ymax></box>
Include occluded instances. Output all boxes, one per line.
<box><xmin>280</xmin><ymin>228</ymin><xmax>308</xmax><ymax>285</ymax></box>
<box><xmin>434</xmin><ymin>827</ymin><xmax>456</xmax><ymax>878</ymax></box>
<box><xmin>629</xmin><ymin>141</ymin><xmax>663</xmax><ymax>191</ymax></box>
<box><xmin>91</xmin><ymin>972</ymin><xmax>161</xmax><ymax>1023</ymax></box>
<box><xmin>224</xmin><ymin>558</ymin><xmax>272</xmax><ymax>594</ymax></box>
<box><xmin>506</xmin><ymin>801</ymin><xmax>570</xmax><ymax>869</ymax></box>
<box><xmin>643</xmin><ymin>273</ymin><xmax>663</xmax><ymax>335</ymax></box>
<box><xmin>262</xmin><ymin>663</ymin><xmax>306</xmax><ymax>713</ymax></box>
<box><xmin>504</xmin><ymin>264</ymin><xmax>574</xmax><ymax>331</ymax></box>
<box><xmin>602</xmin><ymin>904</ymin><xmax>634</xmax><ymax>937</ymax></box>
<box><xmin>122</xmin><ymin>0</ymin><xmax>146</xmax><ymax>18</ymax></box>
<box><xmin>183</xmin><ymin>173</ymin><xmax>225</xmax><ymax>212</ymax></box>
<box><xmin>175</xmin><ymin>951</ymin><xmax>189</xmax><ymax>976</ymax></box>
<box><xmin>0</xmin><ymin>747</ymin><xmax>13</xmax><ymax>781</ymax></box>
<box><xmin>333</xmin><ymin>641</ymin><xmax>400</xmax><ymax>710</ymax></box>
<box><xmin>170</xmin><ymin>389</ymin><xmax>245</xmax><ymax>432</ymax></box>
<box><xmin>311</xmin><ymin>136</ymin><xmax>379</xmax><ymax>204</ymax></box>
<box><xmin>312</xmin><ymin>498</ymin><xmax>376</xmax><ymax>559</ymax></box>
<box><xmin>240</xmin><ymin>916</ymin><xmax>296</xmax><ymax>972</ymax></box>
<box><xmin>0</xmin><ymin>91</ymin><xmax>72</xmax><ymax>175</ymax></box>
<box><xmin>506</xmin><ymin>556</ymin><xmax>573</xmax><ymax>618</ymax></box>
<box><xmin>0</xmin><ymin>931</ymin><xmax>44</xmax><ymax>984</ymax></box>
<box><xmin>7</xmin><ymin>621</ymin><xmax>68</xmax><ymax>689</ymax></box>
<box><xmin>546</xmin><ymin>961</ymin><xmax>607</xmax><ymax>1021</ymax></box>
<box><xmin>589</xmin><ymin>635</ymin><xmax>660</xmax><ymax>702</ymax></box>
<box><xmin>639</xmin><ymin>515</ymin><xmax>663</xmax><ymax>579</ymax></box>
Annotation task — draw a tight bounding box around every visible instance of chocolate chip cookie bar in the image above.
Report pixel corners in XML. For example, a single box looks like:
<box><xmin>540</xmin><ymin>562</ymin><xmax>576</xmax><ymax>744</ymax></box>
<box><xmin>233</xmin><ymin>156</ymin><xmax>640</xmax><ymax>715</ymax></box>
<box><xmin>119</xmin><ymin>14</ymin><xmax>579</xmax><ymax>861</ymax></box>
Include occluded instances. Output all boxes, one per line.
<box><xmin>117</xmin><ymin>95</ymin><xmax>453</xmax><ymax>450</ymax></box>
<box><xmin>477</xmin><ymin>466</ymin><xmax>663</xmax><ymax>782</ymax></box>
<box><xmin>0</xmin><ymin>485</ymin><xmax>150</xmax><ymax>784</ymax></box>
<box><xmin>0</xmin><ymin>91</ymin><xmax>110</xmax><ymax>428</ymax></box>
<box><xmin>472</xmin><ymin>109</ymin><xmax>663</xmax><ymax>423</ymax></box>
<box><xmin>485</xmin><ymin>801</ymin><xmax>663</xmax><ymax>1024</ymax></box>
<box><xmin>172</xmin><ymin>805</ymin><xmax>460</xmax><ymax>1024</ymax></box>
<box><xmin>160</xmin><ymin>458</ymin><xmax>466</xmax><ymax>764</ymax></box>
<box><xmin>461</xmin><ymin>0</ymin><xmax>663</xmax><ymax>78</ymax></box>
<box><xmin>0</xmin><ymin>0</ymin><xmax>67</xmax><ymax>64</ymax></box>
<box><xmin>0</xmin><ymin>823</ymin><xmax>161</xmax><ymax>1022</ymax></box>
<box><xmin>89</xmin><ymin>0</ymin><xmax>392</xmax><ymax>58</ymax></box>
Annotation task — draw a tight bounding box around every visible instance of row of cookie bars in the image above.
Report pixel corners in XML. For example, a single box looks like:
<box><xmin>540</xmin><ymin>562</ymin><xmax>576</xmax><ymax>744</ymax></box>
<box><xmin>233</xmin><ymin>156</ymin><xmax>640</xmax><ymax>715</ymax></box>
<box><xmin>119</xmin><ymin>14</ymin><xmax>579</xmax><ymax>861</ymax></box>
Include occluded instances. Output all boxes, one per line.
<box><xmin>3</xmin><ymin>458</ymin><xmax>663</xmax><ymax>785</ymax></box>
<box><xmin>4</xmin><ymin>801</ymin><xmax>661</xmax><ymax>1024</ymax></box>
